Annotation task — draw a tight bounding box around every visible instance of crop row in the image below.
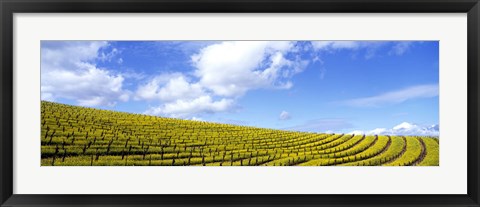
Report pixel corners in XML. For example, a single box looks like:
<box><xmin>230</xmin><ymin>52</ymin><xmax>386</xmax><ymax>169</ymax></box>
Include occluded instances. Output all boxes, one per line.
<box><xmin>41</xmin><ymin>101</ymin><xmax>439</xmax><ymax>166</ymax></box>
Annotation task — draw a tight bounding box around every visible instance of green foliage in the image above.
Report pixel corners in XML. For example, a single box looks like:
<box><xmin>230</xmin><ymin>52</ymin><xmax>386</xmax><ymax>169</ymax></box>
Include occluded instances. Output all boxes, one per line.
<box><xmin>41</xmin><ymin>101</ymin><xmax>439</xmax><ymax>166</ymax></box>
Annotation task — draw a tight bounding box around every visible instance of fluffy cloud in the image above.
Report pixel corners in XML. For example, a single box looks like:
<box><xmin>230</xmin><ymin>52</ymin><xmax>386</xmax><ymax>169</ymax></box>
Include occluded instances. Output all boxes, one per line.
<box><xmin>191</xmin><ymin>41</ymin><xmax>307</xmax><ymax>97</ymax></box>
<box><xmin>135</xmin><ymin>73</ymin><xmax>204</xmax><ymax>102</ymax></box>
<box><xmin>42</xmin><ymin>67</ymin><xmax>128</xmax><ymax>107</ymax></box>
<box><xmin>136</xmin><ymin>73</ymin><xmax>231</xmax><ymax>118</ymax></box>
<box><xmin>41</xmin><ymin>41</ymin><xmax>130</xmax><ymax>107</ymax></box>
<box><xmin>347</xmin><ymin>122</ymin><xmax>439</xmax><ymax>136</ymax></box>
<box><xmin>279</xmin><ymin>111</ymin><xmax>291</xmax><ymax>120</ymax></box>
<box><xmin>343</xmin><ymin>84</ymin><xmax>439</xmax><ymax>107</ymax></box>
<box><xmin>138</xmin><ymin>41</ymin><xmax>308</xmax><ymax>118</ymax></box>
<box><xmin>41</xmin><ymin>41</ymin><xmax>108</xmax><ymax>67</ymax></box>
<box><xmin>145</xmin><ymin>96</ymin><xmax>235</xmax><ymax>118</ymax></box>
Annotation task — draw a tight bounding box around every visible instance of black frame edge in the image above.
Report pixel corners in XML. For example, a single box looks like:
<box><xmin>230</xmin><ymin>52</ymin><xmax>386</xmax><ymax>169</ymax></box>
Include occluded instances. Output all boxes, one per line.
<box><xmin>468</xmin><ymin>1</ymin><xmax>480</xmax><ymax>205</ymax></box>
<box><xmin>0</xmin><ymin>0</ymin><xmax>478</xmax><ymax>13</ymax></box>
<box><xmin>1</xmin><ymin>0</ymin><xmax>480</xmax><ymax>207</ymax></box>
<box><xmin>2</xmin><ymin>194</ymin><xmax>480</xmax><ymax>207</ymax></box>
<box><xmin>1</xmin><ymin>0</ymin><xmax>13</xmax><ymax>206</ymax></box>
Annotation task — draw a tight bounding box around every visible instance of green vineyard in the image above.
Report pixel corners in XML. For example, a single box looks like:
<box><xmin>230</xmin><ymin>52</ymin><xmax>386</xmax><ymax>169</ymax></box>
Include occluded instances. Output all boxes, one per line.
<box><xmin>41</xmin><ymin>101</ymin><xmax>439</xmax><ymax>166</ymax></box>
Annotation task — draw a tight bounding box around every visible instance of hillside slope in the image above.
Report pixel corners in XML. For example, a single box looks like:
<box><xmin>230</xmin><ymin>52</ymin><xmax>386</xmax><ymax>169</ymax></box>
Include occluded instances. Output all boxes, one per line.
<box><xmin>41</xmin><ymin>101</ymin><xmax>439</xmax><ymax>166</ymax></box>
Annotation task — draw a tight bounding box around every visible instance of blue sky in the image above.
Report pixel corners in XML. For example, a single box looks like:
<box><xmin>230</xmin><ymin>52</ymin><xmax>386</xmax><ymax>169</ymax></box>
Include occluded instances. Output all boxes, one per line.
<box><xmin>41</xmin><ymin>41</ymin><xmax>439</xmax><ymax>136</ymax></box>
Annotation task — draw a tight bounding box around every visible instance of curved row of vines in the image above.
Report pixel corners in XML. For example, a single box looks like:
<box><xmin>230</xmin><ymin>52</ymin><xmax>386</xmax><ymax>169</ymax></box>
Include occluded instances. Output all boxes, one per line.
<box><xmin>41</xmin><ymin>101</ymin><xmax>439</xmax><ymax>166</ymax></box>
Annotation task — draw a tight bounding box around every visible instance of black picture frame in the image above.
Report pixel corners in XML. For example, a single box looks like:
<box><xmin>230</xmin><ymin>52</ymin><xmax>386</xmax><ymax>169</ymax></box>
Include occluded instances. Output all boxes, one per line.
<box><xmin>1</xmin><ymin>0</ymin><xmax>479</xmax><ymax>206</ymax></box>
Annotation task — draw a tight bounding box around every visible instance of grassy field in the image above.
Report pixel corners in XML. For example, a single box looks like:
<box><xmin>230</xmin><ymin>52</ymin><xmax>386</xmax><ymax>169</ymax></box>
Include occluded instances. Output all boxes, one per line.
<box><xmin>41</xmin><ymin>101</ymin><xmax>439</xmax><ymax>166</ymax></box>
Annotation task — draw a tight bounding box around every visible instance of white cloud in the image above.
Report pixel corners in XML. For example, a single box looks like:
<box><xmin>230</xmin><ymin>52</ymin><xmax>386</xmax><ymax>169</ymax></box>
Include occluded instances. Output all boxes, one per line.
<box><xmin>393</xmin><ymin>122</ymin><xmax>414</xmax><ymax>131</ymax></box>
<box><xmin>41</xmin><ymin>41</ymin><xmax>130</xmax><ymax>107</ymax></box>
<box><xmin>42</xmin><ymin>67</ymin><xmax>128</xmax><ymax>107</ymax></box>
<box><xmin>41</xmin><ymin>41</ymin><xmax>108</xmax><ymax>67</ymax></box>
<box><xmin>135</xmin><ymin>73</ymin><xmax>204</xmax><ymax>102</ymax></box>
<box><xmin>343</xmin><ymin>84</ymin><xmax>438</xmax><ymax>107</ymax></box>
<box><xmin>348</xmin><ymin>122</ymin><xmax>439</xmax><ymax>136</ymax></box>
<box><xmin>145</xmin><ymin>96</ymin><xmax>235</xmax><ymax>118</ymax></box>
<box><xmin>279</xmin><ymin>111</ymin><xmax>291</xmax><ymax>120</ymax></box>
<box><xmin>137</xmin><ymin>73</ymin><xmax>233</xmax><ymax>118</ymax></box>
<box><xmin>347</xmin><ymin>130</ymin><xmax>365</xmax><ymax>135</ymax></box>
<box><xmin>191</xmin><ymin>41</ymin><xmax>307</xmax><ymax>97</ymax></box>
<box><xmin>138</xmin><ymin>41</ymin><xmax>308</xmax><ymax>118</ymax></box>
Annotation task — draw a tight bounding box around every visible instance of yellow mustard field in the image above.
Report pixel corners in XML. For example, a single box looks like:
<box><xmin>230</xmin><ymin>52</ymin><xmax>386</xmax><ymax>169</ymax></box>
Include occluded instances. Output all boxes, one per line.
<box><xmin>41</xmin><ymin>101</ymin><xmax>439</xmax><ymax>166</ymax></box>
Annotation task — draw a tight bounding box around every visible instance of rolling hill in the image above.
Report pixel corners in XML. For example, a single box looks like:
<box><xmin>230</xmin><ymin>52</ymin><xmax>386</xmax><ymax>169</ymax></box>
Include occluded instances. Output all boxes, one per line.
<box><xmin>41</xmin><ymin>101</ymin><xmax>439</xmax><ymax>166</ymax></box>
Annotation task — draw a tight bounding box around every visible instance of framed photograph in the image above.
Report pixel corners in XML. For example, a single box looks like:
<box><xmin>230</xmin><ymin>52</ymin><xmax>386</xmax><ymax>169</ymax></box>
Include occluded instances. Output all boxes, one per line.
<box><xmin>1</xmin><ymin>0</ymin><xmax>479</xmax><ymax>206</ymax></box>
